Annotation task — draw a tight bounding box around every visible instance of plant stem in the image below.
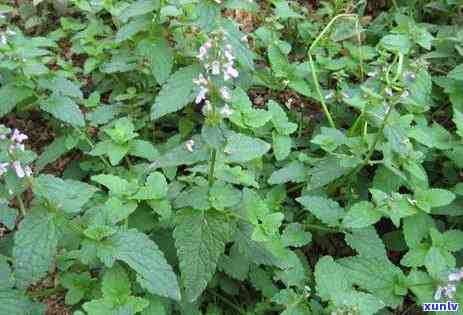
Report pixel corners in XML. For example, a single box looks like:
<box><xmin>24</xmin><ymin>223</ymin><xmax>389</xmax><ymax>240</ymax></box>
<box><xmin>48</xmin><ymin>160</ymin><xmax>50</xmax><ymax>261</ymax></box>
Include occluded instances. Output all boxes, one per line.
<box><xmin>16</xmin><ymin>194</ymin><xmax>26</xmax><ymax>217</ymax></box>
<box><xmin>308</xmin><ymin>14</ymin><xmax>358</xmax><ymax>129</ymax></box>
<box><xmin>209</xmin><ymin>290</ymin><xmax>246</xmax><ymax>315</ymax></box>
<box><xmin>208</xmin><ymin>148</ymin><xmax>217</xmax><ymax>187</ymax></box>
<box><xmin>305</xmin><ymin>223</ymin><xmax>341</xmax><ymax>233</ymax></box>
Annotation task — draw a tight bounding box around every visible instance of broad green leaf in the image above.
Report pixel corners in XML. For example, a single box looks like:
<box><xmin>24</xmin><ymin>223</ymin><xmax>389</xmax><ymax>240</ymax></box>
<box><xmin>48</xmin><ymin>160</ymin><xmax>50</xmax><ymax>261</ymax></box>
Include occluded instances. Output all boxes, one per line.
<box><xmin>151</xmin><ymin>136</ymin><xmax>209</xmax><ymax>168</ymax></box>
<box><xmin>0</xmin><ymin>203</ymin><xmax>17</xmax><ymax>230</ymax></box>
<box><xmin>402</xmin><ymin>213</ymin><xmax>434</xmax><ymax>248</ymax></box>
<box><xmin>36</xmin><ymin>135</ymin><xmax>77</xmax><ymax>171</ymax></box>
<box><xmin>173</xmin><ymin>209</ymin><xmax>231</xmax><ymax>301</ymax></box>
<box><xmin>453</xmin><ymin>108</ymin><xmax>463</xmax><ymax>138</ymax></box>
<box><xmin>273</xmin><ymin>1</ymin><xmax>302</xmax><ymax>19</ymax></box>
<box><xmin>13</xmin><ymin>208</ymin><xmax>58</xmax><ymax>288</ymax></box>
<box><xmin>224</xmin><ymin>132</ymin><xmax>271</xmax><ymax>163</ymax></box>
<box><xmin>91</xmin><ymin>174</ymin><xmax>136</xmax><ymax>196</ymax></box>
<box><xmin>115</xmin><ymin>17</ymin><xmax>150</xmax><ymax>43</ymax></box>
<box><xmin>131</xmin><ymin>172</ymin><xmax>168</xmax><ymax>200</ymax></box>
<box><xmin>268</xmin><ymin>100</ymin><xmax>297</xmax><ymax>135</ymax></box>
<box><xmin>150</xmin><ymin>37</ymin><xmax>174</xmax><ymax>85</ymax></box>
<box><xmin>281</xmin><ymin>223</ymin><xmax>312</xmax><ymax>247</ymax></box>
<box><xmin>151</xmin><ymin>65</ymin><xmax>201</xmax><ymax>120</ymax></box>
<box><xmin>99</xmin><ymin>229</ymin><xmax>181</xmax><ymax>301</ymax></box>
<box><xmin>308</xmin><ymin>157</ymin><xmax>353</xmax><ymax>189</ymax></box>
<box><xmin>315</xmin><ymin>256</ymin><xmax>350</xmax><ymax>301</ymax></box>
<box><xmin>243</xmin><ymin>188</ymin><xmax>269</xmax><ymax>224</ymax></box>
<box><xmin>381</xmin><ymin>34</ymin><xmax>412</xmax><ymax>54</ymax></box>
<box><xmin>448</xmin><ymin>64</ymin><xmax>463</xmax><ymax>81</ymax></box>
<box><xmin>0</xmin><ymin>288</ymin><xmax>46</xmax><ymax>315</ymax></box>
<box><xmin>268</xmin><ymin>161</ymin><xmax>307</xmax><ymax>184</ymax></box>
<box><xmin>296</xmin><ymin>196</ymin><xmax>344</xmax><ymax>227</ymax></box>
<box><xmin>209</xmin><ymin>181</ymin><xmax>241</xmax><ymax>211</ymax></box>
<box><xmin>342</xmin><ymin>201</ymin><xmax>381</xmax><ymax>229</ymax></box>
<box><xmin>128</xmin><ymin>139</ymin><xmax>159</xmax><ymax>161</ymax></box>
<box><xmin>40</xmin><ymin>95</ymin><xmax>85</xmax><ymax>127</ymax></box>
<box><xmin>33</xmin><ymin>175</ymin><xmax>97</xmax><ymax>213</ymax></box>
<box><xmin>119</xmin><ymin>0</ymin><xmax>160</xmax><ymax>22</ymax></box>
<box><xmin>272</xmin><ymin>133</ymin><xmax>292</xmax><ymax>161</ymax></box>
<box><xmin>415</xmin><ymin>188</ymin><xmax>455</xmax><ymax>213</ymax></box>
<box><xmin>0</xmin><ymin>84</ymin><xmax>33</xmax><ymax>118</ymax></box>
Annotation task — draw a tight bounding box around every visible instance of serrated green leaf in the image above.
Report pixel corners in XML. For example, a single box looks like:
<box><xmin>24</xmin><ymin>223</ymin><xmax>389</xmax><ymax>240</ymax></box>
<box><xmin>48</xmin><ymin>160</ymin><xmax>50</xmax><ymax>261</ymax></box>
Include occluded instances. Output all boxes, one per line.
<box><xmin>342</xmin><ymin>201</ymin><xmax>381</xmax><ymax>229</ymax></box>
<box><xmin>0</xmin><ymin>288</ymin><xmax>46</xmax><ymax>315</ymax></box>
<box><xmin>174</xmin><ymin>209</ymin><xmax>231</xmax><ymax>301</ymax></box>
<box><xmin>151</xmin><ymin>65</ymin><xmax>201</xmax><ymax>120</ymax></box>
<box><xmin>99</xmin><ymin>229</ymin><xmax>181</xmax><ymax>301</ymax></box>
<box><xmin>0</xmin><ymin>84</ymin><xmax>33</xmax><ymax>118</ymax></box>
<box><xmin>13</xmin><ymin>208</ymin><xmax>58</xmax><ymax>289</ymax></box>
<box><xmin>40</xmin><ymin>95</ymin><xmax>85</xmax><ymax>127</ymax></box>
<box><xmin>33</xmin><ymin>175</ymin><xmax>97</xmax><ymax>213</ymax></box>
<box><xmin>296</xmin><ymin>196</ymin><xmax>344</xmax><ymax>227</ymax></box>
<box><xmin>150</xmin><ymin>37</ymin><xmax>174</xmax><ymax>85</ymax></box>
<box><xmin>119</xmin><ymin>0</ymin><xmax>160</xmax><ymax>22</ymax></box>
<box><xmin>224</xmin><ymin>132</ymin><xmax>271</xmax><ymax>163</ymax></box>
<box><xmin>448</xmin><ymin>64</ymin><xmax>463</xmax><ymax>81</ymax></box>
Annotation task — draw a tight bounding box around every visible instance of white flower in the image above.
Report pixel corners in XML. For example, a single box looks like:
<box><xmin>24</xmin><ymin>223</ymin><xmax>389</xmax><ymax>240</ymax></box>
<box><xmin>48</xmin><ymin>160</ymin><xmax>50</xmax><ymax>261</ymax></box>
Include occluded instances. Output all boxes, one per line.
<box><xmin>5</xmin><ymin>29</ymin><xmax>15</xmax><ymax>36</ymax></box>
<box><xmin>220</xmin><ymin>104</ymin><xmax>233</xmax><ymax>118</ymax></box>
<box><xmin>367</xmin><ymin>70</ymin><xmax>378</xmax><ymax>77</ymax></box>
<box><xmin>12</xmin><ymin>160</ymin><xmax>25</xmax><ymax>178</ymax></box>
<box><xmin>325</xmin><ymin>92</ymin><xmax>334</xmax><ymax>100</ymax></box>
<box><xmin>0</xmin><ymin>162</ymin><xmax>8</xmax><ymax>176</ymax></box>
<box><xmin>197</xmin><ymin>40</ymin><xmax>212</xmax><ymax>61</ymax></box>
<box><xmin>11</xmin><ymin>129</ymin><xmax>28</xmax><ymax>143</ymax></box>
<box><xmin>0</xmin><ymin>34</ymin><xmax>6</xmax><ymax>45</ymax></box>
<box><xmin>240</xmin><ymin>35</ymin><xmax>248</xmax><ymax>43</ymax></box>
<box><xmin>219</xmin><ymin>86</ymin><xmax>232</xmax><ymax>101</ymax></box>
<box><xmin>224</xmin><ymin>46</ymin><xmax>235</xmax><ymax>62</ymax></box>
<box><xmin>25</xmin><ymin>166</ymin><xmax>32</xmax><ymax>177</ymax></box>
<box><xmin>224</xmin><ymin>65</ymin><xmax>239</xmax><ymax>81</ymax></box>
<box><xmin>193</xmin><ymin>73</ymin><xmax>208</xmax><ymax>86</ymax></box>
<box><xmin>448</xmin><ymin>270</ymin><xmax>463</xmax><ymax>282</ymax></box>
<box><xmin>211</xmin><ymin>61</ymin><xmax>221</xmax><ymax>75</ymax></box>
<box><xmin>341</xmin><ymin>92</ymin><xmax>350</xmax><ymax>99</ymax></box>
<box><xmin>195</xmin><ymin>86</ymin><xmax>208</xmax><ymax>104</ymax></box>
<box><xmin>185</xmin><ymin>139</ymin><xmax>195</xmax><ymax>152</ymax></box>
<box><xmin>385</xmin><ymin>87</ymin><xmax>393</xmax><ymax>97</ymax></box>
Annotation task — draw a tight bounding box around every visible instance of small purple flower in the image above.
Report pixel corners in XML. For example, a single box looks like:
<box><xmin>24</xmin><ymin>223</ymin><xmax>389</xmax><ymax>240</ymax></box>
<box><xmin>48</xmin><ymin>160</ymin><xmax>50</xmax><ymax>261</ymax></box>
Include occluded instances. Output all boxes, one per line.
<box><xmin>25</xmin><ymin>166</ymin><xmax>32</xmax><ymax>177</ymax></box>
<box><xmin>224</xmin><ymin>65</ymin><xmax>239</xmax><ymax>81</ymax></box>
<box><xmin>193</xmin><ymin>73</ymin><xmax>208</xmax><ymax>86</ymax></box>
<box><xmin>219</xmin><ymin>86</ymin><xmax>232</xmax><ymax>101</ymax></box>
<box><xmin>11</xmin><ymin>129</ymin><xmax>28</xmax><ymax>143</ymax></box>
<box><xmin>12</xmin><ymin>160</ymin><xmax>25</xmax><ymax>178</ymax></box>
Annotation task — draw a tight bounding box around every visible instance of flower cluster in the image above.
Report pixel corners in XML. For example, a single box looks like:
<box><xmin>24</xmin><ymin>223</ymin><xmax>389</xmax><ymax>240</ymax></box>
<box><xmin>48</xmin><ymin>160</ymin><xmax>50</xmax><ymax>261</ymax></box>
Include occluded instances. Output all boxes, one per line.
<box><xmin>0</xmin><ymin>127</ymin><xmax>32</xmax><ymax>178</ymax></box>
<box><xmin>193</xmin><ymin>35</ymin><xmax>238</xmax><ymax>113</ymax></box>
<box><xmin>434</xmin><ymin>269</ymin><xmax>463</xmax><ymax>301</ymax></box>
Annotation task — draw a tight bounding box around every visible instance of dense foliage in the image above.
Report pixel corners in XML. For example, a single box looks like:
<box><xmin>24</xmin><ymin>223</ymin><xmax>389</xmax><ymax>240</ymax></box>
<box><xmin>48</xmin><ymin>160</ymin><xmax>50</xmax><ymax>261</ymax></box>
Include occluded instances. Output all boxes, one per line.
<box><xmin>1</xmin><ymin>0</ymin><xmax>463</xmax><ymax>314</ymax></box>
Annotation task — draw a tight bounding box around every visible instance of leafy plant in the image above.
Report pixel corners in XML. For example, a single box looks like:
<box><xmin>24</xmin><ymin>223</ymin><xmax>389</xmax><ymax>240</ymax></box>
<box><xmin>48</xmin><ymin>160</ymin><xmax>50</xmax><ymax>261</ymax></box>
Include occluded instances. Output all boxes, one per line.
<box><xmin>1</xmin><ymin>0</ymin><xmax>463</xmax><ymax>314</ymax></box>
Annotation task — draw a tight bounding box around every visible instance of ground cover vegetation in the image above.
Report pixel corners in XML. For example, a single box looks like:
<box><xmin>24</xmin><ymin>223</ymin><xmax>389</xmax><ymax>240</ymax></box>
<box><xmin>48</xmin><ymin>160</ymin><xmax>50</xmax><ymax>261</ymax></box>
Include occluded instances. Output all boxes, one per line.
<box><xmin>1</xmin><ymin>0</ymin><xmax>463</xmax><ymax>314</ymax></box>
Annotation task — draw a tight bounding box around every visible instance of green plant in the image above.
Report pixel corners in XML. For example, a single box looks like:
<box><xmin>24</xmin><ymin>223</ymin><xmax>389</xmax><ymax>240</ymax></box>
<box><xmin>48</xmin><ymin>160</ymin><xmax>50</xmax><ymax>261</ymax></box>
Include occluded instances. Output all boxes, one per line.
<box><xmin>1</xmin><ymin>0</ymin><xmax>463</xmax><ymax>314</ymax></box>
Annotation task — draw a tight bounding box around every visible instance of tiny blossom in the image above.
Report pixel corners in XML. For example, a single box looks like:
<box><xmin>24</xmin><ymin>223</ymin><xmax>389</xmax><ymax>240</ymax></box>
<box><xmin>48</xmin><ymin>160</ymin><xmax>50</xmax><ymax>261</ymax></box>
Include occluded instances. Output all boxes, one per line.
<box><xmin>401</xmin><ymin>90</ymin><xmax>410</xmax><ymax>99</ymax></box>
<box><xmin>385</xmin><ymin>87</ymin><xmax>393</xmax><ymax>97</ymax></box>
<box><xmin>185</xmin><ymin>139</ymin><xmax>195</xmax><ymax>152</ymax></box>
<box><xmin>341</xmin><ymin>92</ymin><xmax>350</xmax><ymax>99</ymax></box>
<box><xmin>211</xmin><ymin>61</ymin><xmax>221</xmax><ymax>75</ymax></box>
<box><xmin>219</xmin><ymin>86</ymin><xmax>232</xmax><ymax>101</ymax></box>
<box><xmin>0</xmin><ymin>162</ymin><xmax>8</xmax><ymax>176</ymax></box>
<box><xmin>11</xmin><ymin>129</ymin><xmax>28</xmax><ymax>143</ymax></box>
<box><xmin>241</xmin><ymin>35</ymin><xmax>248</xmax><ymax>43</ymax></box>
<box><xmin>25</xmin><ymin>166</ymin><xmax>32</xmax><ymax>177</ymax></box>
<box><xmin>0</xmin><ymin>34</ymin><xmax>6</xmax><ymax>45</ymax></box>
<box><xmin>434</xmin><ymin>268</ymin><xmax>463</xmax><ymax>301</ymax></box>
<box><xmin>220</xmin><ymin>104</ymin><xmax>233</xmax><ymax>118</ymax></box>
<box><xmin>285</xmin><ymin>98</ymin><xmax>294</xmax><ymax>109</ymax></box>
<box><xmin>283</xmin><ymin>80</ymin><xmax>289</xmax><ymax>86</ymax></box>
<box><xmin>193</xmin><ymin>73</ymin><xmax>208</xmax><ymax>86</ymax></box>
<box><xmin>367</xmin><ymin>70</ymin><xmax>378</xmax><ymax>77</ymax></box>
<box><xmin>12</xmin><ymin>160</ymin><xmax>25</xmax><ymax>178</ymax></box>
<box><xmin>195</xmin><ymin>86</ymin><xmax>208</xmax><ymax>104</ymax></box>
<box><xmin>224</xmin><ymin>64</ymin><xmax>239</xmax><ymax>81</ymax></box>
<box><xmin>325</xmin><ymin>92</ymin><xmax>334</xmax><ymax>100</ymax></box>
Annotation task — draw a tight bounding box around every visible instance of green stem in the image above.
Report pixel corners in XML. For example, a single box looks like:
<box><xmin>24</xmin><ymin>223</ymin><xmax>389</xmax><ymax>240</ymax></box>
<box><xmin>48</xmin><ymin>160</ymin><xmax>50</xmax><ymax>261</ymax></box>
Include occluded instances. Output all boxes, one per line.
<box><xmin>209</xmin><ymin>290</ymin><xmax>246</xmax><ymax>315</ymax></box>
<box><xmin>208</xmin><ymin>149</ymin><xmax>217</xmax><ymax>187</ymax></box>
<box><xmin>305</xmin><ymin>223</ymin><xmax>341</xmax><ymax>233</ymax></box>
<box><xmin>308</xmin><ymin>14</ymin><xmax>359</xmax><ymax>129</ymax></box>
<box><xmin>16</xmin><ymin>195</ymin><xmax>26</xmax><ymax>217</ymax></box>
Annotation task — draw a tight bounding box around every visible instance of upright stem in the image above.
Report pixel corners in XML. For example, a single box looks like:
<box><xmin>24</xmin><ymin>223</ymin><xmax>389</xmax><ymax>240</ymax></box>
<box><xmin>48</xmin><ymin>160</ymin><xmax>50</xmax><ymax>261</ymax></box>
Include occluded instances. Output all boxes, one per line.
<box><xmin>208</xmin><ymin>149</ymin><xmax>217</xmax><ymax>187</ymax></box>
<box><xmin>16</xmin><ymin>194</ymin><xmax>26</xmax><ymax>217</ymax></box>
<box><xmin>307</xmin><ymin>14</ymin><xmax>359</xmax><ymax>129</ymax></box>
